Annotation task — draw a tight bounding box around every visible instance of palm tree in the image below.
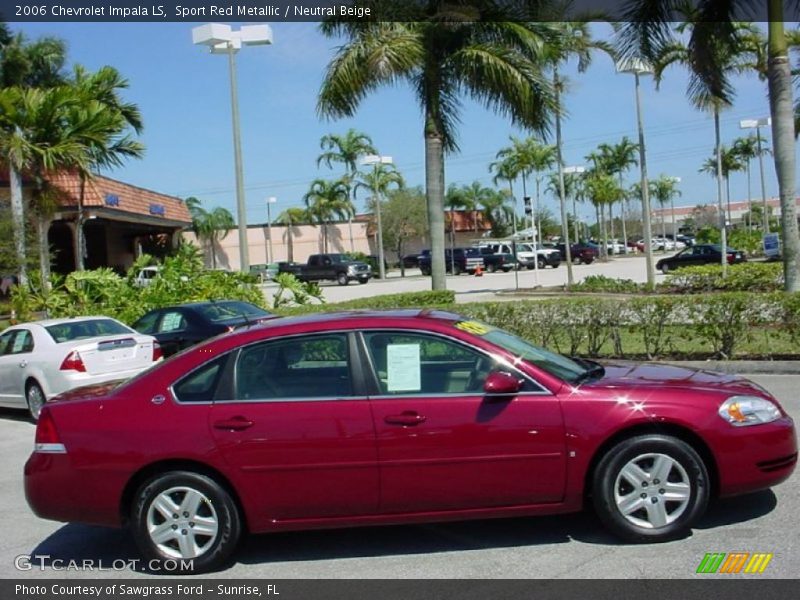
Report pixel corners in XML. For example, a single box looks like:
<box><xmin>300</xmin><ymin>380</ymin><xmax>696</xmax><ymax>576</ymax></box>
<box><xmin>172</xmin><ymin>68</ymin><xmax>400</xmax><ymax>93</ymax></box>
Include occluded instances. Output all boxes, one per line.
<box><xmin>318</xmin><ymin>8</ymin><xmax>558</xmax><ymax>290</ymax></box>
<box><xmin>304</xmin><ymin>178</ymin><xmax>352</xmax><ymax>254</ymax></box>
<box><xmin>489</xmin><ymin>154</ymin><xmax>520</xmax><ymax>235</ymax></box>
<box><xmin>649</xmin><ymin>175</ymin><xmax>682</xmax><ymax>251</ymax></box>
<box><xmin>194</xmin><ymin>206</ymin><xmax>235</xmax><ymax>269</ymax></box>
<box><xmin>546</xmin><ymin>21</ymin><xmax>613</xmax><ymax>285</ymax></box>
<box><xmin>731</xmin><ymin>134</ymin><xmax>770</xmax><ymax>231</ymax></box>
<box><xmin>317</xmin><ymin>129</ymin><xmax>377</xmax><ymax>252</ymax></box>
<box><xmin>276</xmin><ymin>207</ymin><xmax>307</xmax><ymax>263</ymax></box>
<box><xmin>699</xmin><ymin>147</ymin><xmax>745</xmax><ymax>228</ymax></box>
<box><xmin>446</xmin><ymin>181</ymin><xmax>495</xmax><ymax>234</ymax></box>
<box><xmin>597</xmin><ymin>137</ymin><xmax>639</xmax><ymax>251</ymax></box>
<box><xmin>585</xmin><ymin>172</ymin><xmax>624</xmax><ymax>260</ymax></box>
<box><xmin>0</xmin><ymin>29</ymin><xmax>67</xmax><ymax>284</ymax></box>
<box><xmin>356</xmin><ymin>163</ymin><xmax>403</xmax><ymax>260</ymax></box>
<box><xmin>618</xmin><ymin>11</ymin><xmax>799</xmax><ymax>288</ymax></box>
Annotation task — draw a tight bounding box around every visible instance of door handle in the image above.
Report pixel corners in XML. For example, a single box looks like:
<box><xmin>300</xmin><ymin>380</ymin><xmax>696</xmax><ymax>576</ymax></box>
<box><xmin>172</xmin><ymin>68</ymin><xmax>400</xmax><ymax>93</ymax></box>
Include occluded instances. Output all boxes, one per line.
<box><xmin>384</xmin><ymin>412</ymin><xmax>426</xmax><ymax>426</ymax></box>
<box><xmin>18</xmin><ymin>360</ymin><xmax>27</xmax><ymax>368</ymax></box>
<box><xmin>213</xmin><ymin>417</ymin><xmax>254</xmax><ymax>431</ymax></box>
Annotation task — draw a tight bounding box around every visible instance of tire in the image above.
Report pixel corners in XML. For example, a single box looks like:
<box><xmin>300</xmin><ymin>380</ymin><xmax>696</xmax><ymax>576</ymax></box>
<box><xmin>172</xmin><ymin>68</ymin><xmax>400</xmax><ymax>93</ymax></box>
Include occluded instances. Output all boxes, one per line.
<box><xmin>452</xmin><ymin>265</ymin><xmax>462</xmax><ymax>276</ymax></box>
<box><xmin>336</xmin><ymin>272</ymin><xmax>349</xmax><ymax>286</ymax></box>
<box><xmin>420</xmin><ymin>266</ymin><xmax>431</xmax><ymax>276</ymax></box>
<box><xmin>358</xmin><ymin>278</ymin><xmax>369</xmax><ymax>285</ymax></box>
<box><xmin>661</xmin><ymin>263</ymin><xmax>670</xmax><ymax>275</ymax></box>
<box><xmin>592</xmin><ymin>434</ymin><xmax>709</xmax><ymax>543</ymax></box>
<box><xmin>551</xmin><ymin>262</ymin><xmax>560</xmax><ymax>269</ymax></box>
<box><xmin>26</xmin><ymin>381</ymin><xmax>45</xmax><ymax>421</ymax></box>
<box><xmin>502</xmin><ymin>267</ymin><xmax>512</xmax><ymax>273</ymax></box>
<box><xmin>132</xmin><ymin>471</ymin><xmax>242</xmax><ymax>574</ymax></box>
<box><xmin>488</xmin><ymin>263</ymin><xmax>497</xmax><ymax>273</ymax></box>
<box><xmin>537</xmin><ymin>257</ymin><xmax>546</xmax><ymax>269</ymax></box>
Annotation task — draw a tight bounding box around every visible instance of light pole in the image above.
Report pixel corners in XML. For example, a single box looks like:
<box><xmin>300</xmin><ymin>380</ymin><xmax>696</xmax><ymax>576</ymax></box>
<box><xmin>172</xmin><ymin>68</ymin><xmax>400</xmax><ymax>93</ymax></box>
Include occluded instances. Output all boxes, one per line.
<box><xmin>618</xmin><ymin>58</ymin><xmax>656</xmax><ymax>288</ymax></box>
<box><xmin>192</xmin><ymin>23</ymin><xmax>273</xmax><ymax>273</ymax></box>
<box><xmin>265</xmin><ymin>196</ymin><xmax>276</xmax><ymax>264</ymax></box>
<box><xmin>563</xmin><ymin>166</ymin><xmax>586</xmax><ymax>243</ymax></box>
<box><xmin>361</xmin><ymin>154</ymin><xmax>392</xmax><ymax>280</ymax></box>
<box><xmin>740</xmin><ymin>117</ymin><xmax>771</xmax><ymax>232</ymax></box>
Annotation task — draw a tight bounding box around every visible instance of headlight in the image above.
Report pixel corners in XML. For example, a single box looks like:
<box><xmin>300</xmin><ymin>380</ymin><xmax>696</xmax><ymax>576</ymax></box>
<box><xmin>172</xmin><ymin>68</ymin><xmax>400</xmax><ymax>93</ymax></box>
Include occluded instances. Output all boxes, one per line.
<box><xmin>347</xmin><ymin>265</ymin><xmax>357</xmax><ymax>274</ymax></box>
<box><xmin>718</xmin><ymin>396</ymin><xmax>781</xmax><ymax>427</ymax></box>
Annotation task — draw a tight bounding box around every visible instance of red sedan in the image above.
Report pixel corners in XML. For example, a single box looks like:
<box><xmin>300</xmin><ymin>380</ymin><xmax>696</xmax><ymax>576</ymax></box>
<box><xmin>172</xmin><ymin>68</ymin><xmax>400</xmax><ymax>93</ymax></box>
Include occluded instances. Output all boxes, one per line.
<box><xmin>25</xmin><ymin>311</ymin><xmax>797</xmax><ymax>573</ymax></box>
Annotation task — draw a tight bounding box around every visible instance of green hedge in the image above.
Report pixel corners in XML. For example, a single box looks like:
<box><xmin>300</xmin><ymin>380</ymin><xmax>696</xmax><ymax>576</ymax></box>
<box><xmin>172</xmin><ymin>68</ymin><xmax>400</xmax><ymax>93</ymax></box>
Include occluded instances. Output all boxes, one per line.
<box><xmin>660</xmin><ymin>262</ymin><xmax>783</xmax><ymax>293</ymax></box>
<box><xmin>275</xmin><ymin>290</ymin><xmax>455</xmax><ymax>316</ymax></box>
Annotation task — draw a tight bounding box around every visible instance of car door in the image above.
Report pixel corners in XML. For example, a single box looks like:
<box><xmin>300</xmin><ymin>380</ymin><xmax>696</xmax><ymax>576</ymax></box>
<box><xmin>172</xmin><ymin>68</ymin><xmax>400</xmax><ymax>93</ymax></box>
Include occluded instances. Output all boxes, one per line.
<box><xmin>0</xmin><ymin>329</ymin><xmax>33</xmax><ymax>404</ymax></box>
<box><xmin>361</xmin><ymin>330</ymin><xmax>567</xmax><ymax>514</ymax></box>
<box><xmin>208</xmin><ymin>332</ymin><xmax>379</xmax><ymax>520</ymax></box>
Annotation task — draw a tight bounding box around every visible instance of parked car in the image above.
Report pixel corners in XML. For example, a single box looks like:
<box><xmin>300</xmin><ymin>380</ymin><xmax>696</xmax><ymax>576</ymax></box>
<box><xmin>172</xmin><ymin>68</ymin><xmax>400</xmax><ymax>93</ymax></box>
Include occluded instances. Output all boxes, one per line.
<box><xmin>656</xmin><ymin>244</ymin><xmax>747</xmax><ymax>274</ymax></box>
<box><xmin>479</xmin><ymin>241</ymin><xmax>559</xmax><ymax>269</ymax></box>
<box><xmin>25</xmin><ymin>310</ymin><xmax>797</xmax><ymax>573</ymax></box>
<box><xmin>0</xmin><ymin>316</ymin><xmax>161</xmax><ymax>419</ymax></box>
<box><xmin>133</xmin><ymin>266</ymin><xmax>162</xmax><ymax>288</ymax></box>
<box><xmin>519</xmin><ymin>243</ymin><xmax>561</xmax><ymax>268</ymax></box>
<box><xmin>556</xmin><ymin>242</ymin><xmax>599</xmax><ymax>265</ymax></box>
<box><xmin>249</xmin><ymin>263</ymin><xmax>279</xmax><ymax>283</ymax></box>
<box><xmin>477</xmin><ymin>246</ymin><xmax>517</xmax><ymax>272</ymax></box>
<box><xmin>418</xmin><ymin>247</ymin><xmax>484</xmax><ymax>275</ymax></box>
<box><xmin>401</xmin><ymin>253</ymin><xmax>421</xmax><ymax>269</ymax></box>
<box><xmin>278</xmin><ymin>253</ymin><xmax>371</xmax><ymax>286</ymax></box>
<box><xmin>132</xmin><ymin>300</ymin><xmax>276</xmax><ymax>357</ymax></box>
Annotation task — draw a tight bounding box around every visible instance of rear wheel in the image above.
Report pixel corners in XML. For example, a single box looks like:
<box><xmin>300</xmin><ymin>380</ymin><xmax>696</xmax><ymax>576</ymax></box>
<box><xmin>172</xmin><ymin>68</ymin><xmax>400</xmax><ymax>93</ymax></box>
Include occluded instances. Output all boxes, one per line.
<box><xmin>661</xmin><ymin>263</ymin><xmax>670</xmax><ymax>275</ymax></box>
<box><xmin>26</xmin><ymin>381</ymin><xmax>45</xmax><ymax>421</ymax></box>
<box><xmin>537</xmin><ymin>257</ymin><xmax>546</xmax><ymax>269</ymax></box>
<box><xmin>420</xmin><ymin>266</ymin><xmax>431</xmax><ymax>276</ymax></box>
<box><xmin>488</xmin><ymin>263</ymin><xmax>498</xmax><ymax>273</ymax></box>
<box><xmin>592</xmin><ymin>435</ymin><xmax>709</xmax><ymax>542</ymax></box>
<box><xmin>132</xmin><ymin>471</ymin><xmax>242</xmax><ymax>574</ymax></box>
<box><xmin>452</xmin><ymin>265</ymin><xmax>462</xmax><ymax>276</ymax></box>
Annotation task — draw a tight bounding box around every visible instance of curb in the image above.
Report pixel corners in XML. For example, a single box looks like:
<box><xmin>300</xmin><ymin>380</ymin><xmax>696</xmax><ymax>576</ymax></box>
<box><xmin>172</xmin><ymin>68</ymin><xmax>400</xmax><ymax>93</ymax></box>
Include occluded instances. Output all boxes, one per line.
<box><xmin>658</xmin><ymin>360</ymin><xmax>800</xmax><ymax>376</ymax></box>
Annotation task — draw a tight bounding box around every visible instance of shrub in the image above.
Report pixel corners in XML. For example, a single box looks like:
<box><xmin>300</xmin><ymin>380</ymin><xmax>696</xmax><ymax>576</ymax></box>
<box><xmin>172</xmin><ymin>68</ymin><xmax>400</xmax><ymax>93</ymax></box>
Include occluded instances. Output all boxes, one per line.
<box><xmin>627</xmin><ymin>295</ymin><xmax>681</xmax><ymax>360</ymax></box>
<box><xmin>275</xmin><ymin>290</ymin><xmax>456</xmax><ymax>316</ymax></box>
<box><xmin>660</xmin><ymin>262</ymin><xmax>783</xmax><ymax>293</ymax></box>
<box><xmin>569</xmin><ymin>275</ymin><xmax>642</xmax><ymax>294</ymax></box>
<box><xmin>688</xmin><ymin>292</ymin><xmax>765</xmax><ymax>358</ymax></box>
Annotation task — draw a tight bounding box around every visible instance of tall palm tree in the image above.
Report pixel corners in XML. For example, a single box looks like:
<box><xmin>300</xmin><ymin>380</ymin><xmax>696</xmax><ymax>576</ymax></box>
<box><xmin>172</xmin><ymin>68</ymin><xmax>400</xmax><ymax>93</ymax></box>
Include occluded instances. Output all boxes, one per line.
<box><xmin>276</xmin><ymin>207</ymin><xmax>307</xmax><ymax>263</ymax></box>
<box><xmin>699</xmin><ymin>147</ymin><xmax>744</xmax><ymax>228</ymax></box>
<box><xmin>317</xmin><ymin>129</ymin><xmax>377</xmax><ymax>252</ymax></box>
<box><xmin>489</xmin><ymin>154</ymin><xmax>520</xmax><ymax>235</ymax></box>
<box><xmin>649</xmin><ymin>175</ymin><xmax>682</xmax><ymax>251</ymax></box>
<box><xmin>545</xmin><ymin>21</ymin><xmax>613</xmax><ymax>285</ymax></box>
<box><xmin>731</xmin><ymin>134</ymin><xmax>770</xmax><ymax>230</ymax></box>
<box><xmin>585</xmin><ymin>172</ymin><xmax>624</xmax><ymax>261</ymax></box>
<box><xmin>318</xmin><ymin>7</ymin><xmax>558</xmax><ymax>290</ymax></box>
<box><xmin>597</xmin><ymin>137</ymin><xmax>639</xmax><ymax>250</ymax></box>
<box><xmin>0</xmin><ymin>28</ymin><xmax>67</xmax><ymax>284</ymax></box>
<box><xmin>194</xmin><ymin>206</ymin><xmax>235</xmax><ymax>269</ymax></box>
<box><xmin>304</xmin><ymin>178</ymin><xmax>352</xmax><ymax>254</ymax></box>
<box><xmin>618</xmin><ymin>10</ymin><xmax>799</xmax><ymax>289</ymax></box>
<box><xmin>355</xmin><ymin>162</ymin><xmax>403</xmax><ymax>259</ymax></box>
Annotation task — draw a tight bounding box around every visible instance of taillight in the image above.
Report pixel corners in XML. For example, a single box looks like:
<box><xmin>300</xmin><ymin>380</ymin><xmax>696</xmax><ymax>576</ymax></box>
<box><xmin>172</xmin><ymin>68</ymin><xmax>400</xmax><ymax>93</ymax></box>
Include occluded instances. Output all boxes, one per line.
<box><xmin>152</xmin><ymin>342</ymin><xmax>163</xmax><ymax>361</ymax></box>
<box><xmin>727</xmin><ymin>254</ymin><xmax>735</xmax><ymax>264</ymax></box>
<box><xmin>35</xmin><ymin>407</ymin><xmax>65</xmax><ymax>453</ymax></box>
<box><xmin>59</xmin><ymin>351</ymin><xmax>86</xmax><ymax>372</ymax></box>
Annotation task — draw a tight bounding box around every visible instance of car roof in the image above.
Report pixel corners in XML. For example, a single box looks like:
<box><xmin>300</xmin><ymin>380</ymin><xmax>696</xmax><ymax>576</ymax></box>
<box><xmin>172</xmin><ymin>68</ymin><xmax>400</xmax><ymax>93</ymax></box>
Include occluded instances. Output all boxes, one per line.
<box><xmin>13</xmin><ymin>316</ymin><xmax>123</xmax><ymax>329</ymax></box>
<box><xmin>251</xmin><ymin>309</ymin><xmax>466</xmax><ymax>330</ymax></box>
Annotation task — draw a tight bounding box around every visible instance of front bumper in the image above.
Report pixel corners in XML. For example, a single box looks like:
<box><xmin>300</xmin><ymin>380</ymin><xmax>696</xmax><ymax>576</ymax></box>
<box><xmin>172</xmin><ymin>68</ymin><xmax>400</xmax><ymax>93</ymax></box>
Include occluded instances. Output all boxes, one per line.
<box><xmin>715</xmin><ymin>416</ymin><xmax>797</xmax><ymax>497</ymax></box>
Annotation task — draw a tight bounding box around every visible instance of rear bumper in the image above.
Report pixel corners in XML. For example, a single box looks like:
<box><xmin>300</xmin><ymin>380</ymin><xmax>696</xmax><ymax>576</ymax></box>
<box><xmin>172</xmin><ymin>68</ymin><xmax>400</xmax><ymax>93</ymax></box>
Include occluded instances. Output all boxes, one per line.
<box><xmin>24</xmin><ymin>452</ymin><xmax>123</xmax><ymax>527</ymax></box>
<box><xmin>715</xmin><ymin>416</ymin><xmax>797</xmax><ymax>497</ymax></box>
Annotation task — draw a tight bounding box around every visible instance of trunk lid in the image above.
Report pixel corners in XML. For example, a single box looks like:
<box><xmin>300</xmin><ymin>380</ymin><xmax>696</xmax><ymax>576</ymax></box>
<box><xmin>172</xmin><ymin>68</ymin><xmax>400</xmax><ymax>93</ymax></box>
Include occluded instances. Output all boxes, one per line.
<box><xmin>65</xmin><ymin>334</ymin><xmax>156</xmax><ymax>375</ymax></box>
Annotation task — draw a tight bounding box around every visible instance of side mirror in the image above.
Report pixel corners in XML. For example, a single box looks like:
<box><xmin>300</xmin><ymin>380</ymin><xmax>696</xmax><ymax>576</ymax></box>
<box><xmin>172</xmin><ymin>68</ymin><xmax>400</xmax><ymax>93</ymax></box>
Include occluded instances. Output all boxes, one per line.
<box><xmin>483</xmin><ymin>371</ymin><xmax>522</xmax><ymax>396</ymax></box>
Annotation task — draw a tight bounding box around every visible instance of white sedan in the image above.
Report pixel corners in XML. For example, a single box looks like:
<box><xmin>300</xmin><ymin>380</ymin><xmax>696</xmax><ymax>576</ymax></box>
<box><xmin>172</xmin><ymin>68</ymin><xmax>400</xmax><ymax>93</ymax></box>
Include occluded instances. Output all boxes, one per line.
<box><xmin>0</xmin><ymin>316</ymin><xmax>162</xmax><ymax>420</ymax></box>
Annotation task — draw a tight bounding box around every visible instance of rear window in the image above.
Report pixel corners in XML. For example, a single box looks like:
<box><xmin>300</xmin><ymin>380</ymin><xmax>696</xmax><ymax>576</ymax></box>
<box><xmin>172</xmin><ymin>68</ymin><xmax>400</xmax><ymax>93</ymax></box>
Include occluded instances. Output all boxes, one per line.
<box><xmin>45</xmin><ymin>319</ymin><xmax>133</xmax><ymax>343</ymax></box>
<box><xmin>194</xmin><ymin>302</ymin><xmax>271</xmax><ymax>323</ymax></box>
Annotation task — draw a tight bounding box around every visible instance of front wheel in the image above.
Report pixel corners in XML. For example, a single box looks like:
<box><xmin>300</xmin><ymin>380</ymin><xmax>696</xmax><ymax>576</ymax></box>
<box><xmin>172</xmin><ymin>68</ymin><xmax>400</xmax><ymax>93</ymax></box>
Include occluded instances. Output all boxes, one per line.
<box><xmin>132</xmin><ymin>471</ymin><xmax>242</xmax><ymax>574</ymax></box>
<box><xmin>26</xmin><ymin>381</ymin><xmax>45</xmax><ymax>421</ymax></box>
<box><xmin>336</xmin><ymin>272</ymin><xmax>349</xmax><ymax>286</ymax></box>
<box><xmin>592</xmin><ymin>435</ymin><xmax>709</xmax><ymax>543</ymax></box>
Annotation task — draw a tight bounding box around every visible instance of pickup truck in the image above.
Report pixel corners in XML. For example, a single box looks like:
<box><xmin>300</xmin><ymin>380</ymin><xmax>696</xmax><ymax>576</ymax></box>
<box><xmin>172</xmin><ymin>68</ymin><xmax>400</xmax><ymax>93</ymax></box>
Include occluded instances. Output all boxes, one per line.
<box><xmin>478</xmin><ymin>241</ymin><xmax>560</xmax><ymax>269</ymax></box>
<box><xmin>418</xmin><ymin>248</ymin><xmax>484</xmax><ymax>276</ymax></box>
<box><xmin>278</xmin><ymin>254</ymin><xmax>372</xmax><ymax>286</ymax></box>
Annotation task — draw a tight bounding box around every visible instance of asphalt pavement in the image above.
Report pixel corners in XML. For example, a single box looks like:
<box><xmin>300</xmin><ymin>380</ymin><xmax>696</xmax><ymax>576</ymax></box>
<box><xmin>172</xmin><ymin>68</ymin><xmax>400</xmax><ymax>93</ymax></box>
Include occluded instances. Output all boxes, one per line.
<box><xmin>0</xmin><ymin>373</ymin><xmax>796</xmax><ymax>579</ymax></box>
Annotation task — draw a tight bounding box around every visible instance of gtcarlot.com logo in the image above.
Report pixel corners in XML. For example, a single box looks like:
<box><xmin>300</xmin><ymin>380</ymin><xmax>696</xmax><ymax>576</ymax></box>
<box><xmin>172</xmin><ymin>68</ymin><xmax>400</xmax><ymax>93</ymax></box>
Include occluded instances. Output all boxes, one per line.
<box><xmin>14</xmin><ymin>555</ymin><xmax>194</xmax><ymax>572</ymax></box>
<box><xmin>696</xmin><ymin>552</ymin><xmax>773</xmax><ymax>574</ymax></box>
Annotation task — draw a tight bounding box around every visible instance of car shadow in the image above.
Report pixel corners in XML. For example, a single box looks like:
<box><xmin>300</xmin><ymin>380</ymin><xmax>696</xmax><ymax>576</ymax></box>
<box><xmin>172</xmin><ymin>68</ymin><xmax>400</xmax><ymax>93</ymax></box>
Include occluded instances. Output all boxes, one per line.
<box><xmin>695</xmin><ymin>490</ymin><xmax>777</xmax><ymax>530</ymax></box>
<box><xmin>0</xmin><ymin>407</ymin><xmax>33</xmax><ymax>424</ymax></box>
<box><xmin>29</xmin><ymin>492</ymin><xmax>779</xmax><ymax>571</ymax></box>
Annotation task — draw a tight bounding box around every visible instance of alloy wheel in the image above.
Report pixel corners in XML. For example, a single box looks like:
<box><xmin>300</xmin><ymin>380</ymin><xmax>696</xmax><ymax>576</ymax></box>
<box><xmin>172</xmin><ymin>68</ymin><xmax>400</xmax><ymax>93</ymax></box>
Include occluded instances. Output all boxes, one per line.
<box><xmin>146</xmin><ymin>486</ymin><xmax>219</xmax><ymax>559</ymax></box>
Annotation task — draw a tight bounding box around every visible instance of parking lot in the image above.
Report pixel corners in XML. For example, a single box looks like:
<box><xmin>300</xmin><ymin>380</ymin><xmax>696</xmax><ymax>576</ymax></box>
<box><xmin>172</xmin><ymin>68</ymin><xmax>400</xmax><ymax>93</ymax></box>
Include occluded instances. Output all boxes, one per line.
<box><xmin>267</xmin><ymin>255</ymin><xmax>656</xmax><ymax>305</ymax></box>
<box><xmin>0</xmin><ymin>374</ymin><xmax>796</xmax><ymax>579</ymax></box>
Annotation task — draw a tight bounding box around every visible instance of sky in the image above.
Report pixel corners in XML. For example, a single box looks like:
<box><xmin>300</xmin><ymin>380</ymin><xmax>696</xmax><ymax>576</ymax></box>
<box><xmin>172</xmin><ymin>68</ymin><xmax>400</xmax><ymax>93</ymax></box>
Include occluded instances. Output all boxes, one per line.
<box><xmin>11</xmin><ymin>21</ymin><xmax>796</xmax><ymax>226</ymax></box>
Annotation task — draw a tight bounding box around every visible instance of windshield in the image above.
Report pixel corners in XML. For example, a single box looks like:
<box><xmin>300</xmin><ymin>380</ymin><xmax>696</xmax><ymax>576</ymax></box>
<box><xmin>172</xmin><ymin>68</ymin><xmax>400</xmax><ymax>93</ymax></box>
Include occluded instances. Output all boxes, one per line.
<box><xmin>45</xmin><ymin>319</ymin><xmax>133</xmax><ymax>343</ymax></box>
<box><xmin>454</xmin><ymin>320</ymin><xmax>586</xmax><ymax>384</ymax></box>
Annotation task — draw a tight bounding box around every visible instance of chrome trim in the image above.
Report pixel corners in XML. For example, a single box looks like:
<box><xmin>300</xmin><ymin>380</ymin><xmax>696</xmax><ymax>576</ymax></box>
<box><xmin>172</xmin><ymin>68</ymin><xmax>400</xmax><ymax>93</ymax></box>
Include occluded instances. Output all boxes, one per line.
<box><xmin>367</xmin><ymin>390</ymin><xmax>552</xmax><ymax>400</ymax></box>
<box><xmin>35</xmin><ymin>443</ymin><xmax>66</xmax><ymax>454</ymax></box>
